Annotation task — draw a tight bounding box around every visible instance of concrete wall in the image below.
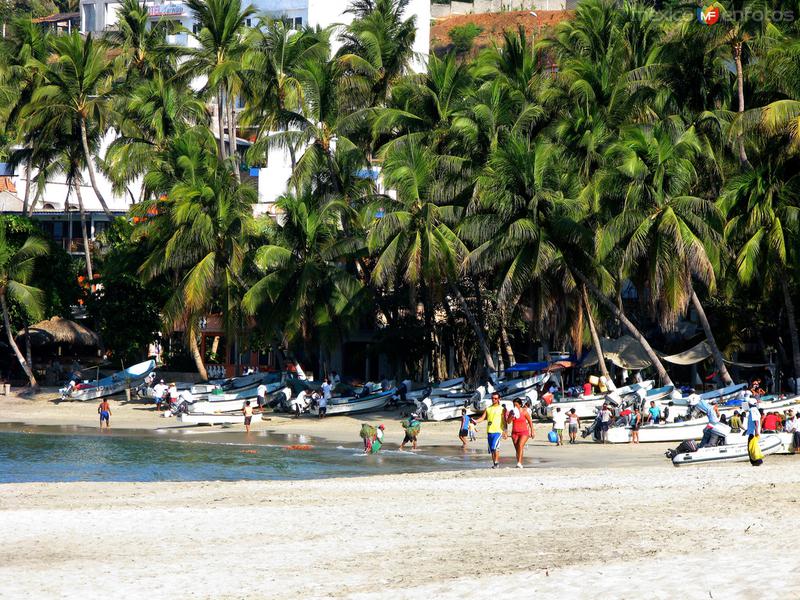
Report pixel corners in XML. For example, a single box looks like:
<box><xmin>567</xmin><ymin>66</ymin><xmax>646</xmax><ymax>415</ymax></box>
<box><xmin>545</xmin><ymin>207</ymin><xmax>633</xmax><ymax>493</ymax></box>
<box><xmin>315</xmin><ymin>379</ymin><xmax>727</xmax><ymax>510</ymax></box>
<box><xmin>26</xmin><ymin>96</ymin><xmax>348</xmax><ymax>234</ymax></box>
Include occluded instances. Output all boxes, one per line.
<box><xmin>431</xmin><ymin>0</ymin><xmax>566</xmax><ymax>17</ymax></box>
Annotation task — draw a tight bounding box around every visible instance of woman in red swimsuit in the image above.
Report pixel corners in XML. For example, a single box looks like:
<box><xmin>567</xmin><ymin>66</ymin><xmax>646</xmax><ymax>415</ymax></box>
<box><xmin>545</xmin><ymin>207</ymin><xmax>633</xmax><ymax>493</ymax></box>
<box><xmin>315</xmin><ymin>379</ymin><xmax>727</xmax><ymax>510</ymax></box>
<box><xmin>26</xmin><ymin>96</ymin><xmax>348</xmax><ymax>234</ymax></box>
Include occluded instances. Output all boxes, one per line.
<box><xmin>509</xmin><ymin>398</ymin><xmax>534</xmax><ymax>468</ymax></box>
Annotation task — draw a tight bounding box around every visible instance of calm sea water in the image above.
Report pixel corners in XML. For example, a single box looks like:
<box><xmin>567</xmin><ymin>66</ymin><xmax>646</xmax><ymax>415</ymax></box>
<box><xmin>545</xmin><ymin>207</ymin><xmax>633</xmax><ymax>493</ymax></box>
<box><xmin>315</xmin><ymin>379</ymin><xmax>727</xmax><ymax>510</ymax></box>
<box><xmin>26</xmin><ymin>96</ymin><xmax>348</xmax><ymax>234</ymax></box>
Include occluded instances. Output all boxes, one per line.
<box><xmin>0</xmin><ymin>425</ymin><xmax>487</xmax><ymax>483</ymax></box>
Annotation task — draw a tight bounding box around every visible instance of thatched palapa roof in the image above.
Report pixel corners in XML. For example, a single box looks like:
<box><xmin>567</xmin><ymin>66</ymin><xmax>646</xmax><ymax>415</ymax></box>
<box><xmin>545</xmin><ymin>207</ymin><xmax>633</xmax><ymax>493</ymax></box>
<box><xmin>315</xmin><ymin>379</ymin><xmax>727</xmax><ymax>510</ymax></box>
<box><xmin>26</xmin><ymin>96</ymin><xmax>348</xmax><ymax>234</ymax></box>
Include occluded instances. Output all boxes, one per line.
<box><xmin>17</xmin><ymin>317</ymin><xmax>101</xmax><ymax>347</ymax></box>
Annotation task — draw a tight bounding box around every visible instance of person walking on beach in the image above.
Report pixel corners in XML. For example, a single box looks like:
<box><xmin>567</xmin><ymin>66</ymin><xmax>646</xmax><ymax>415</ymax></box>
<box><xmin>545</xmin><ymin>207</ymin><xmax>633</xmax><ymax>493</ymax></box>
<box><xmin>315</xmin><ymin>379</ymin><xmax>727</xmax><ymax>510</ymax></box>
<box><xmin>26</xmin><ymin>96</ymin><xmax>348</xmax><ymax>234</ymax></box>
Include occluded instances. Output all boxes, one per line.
<box><xmin>509</xmin><ymin>397</ymin><xmax>534</xmax><ymax>468</ymax></box>
<box><xmin>473</xmin><ymin>392</ymin><xmax>507</xmax><ymax>468</ymax></box>
<box><xmin>97</xmin><ymin>399</ymin><xmax>111</xmax><ymax>429</ymax></box>
<box><xmin>630</xmin><ymin>406</ymin><xmax>641</xmax><ymax>444</ymax></box>
<box><xmin>242</xmin><ymin>400</ymin><xmax>255</xmax><ymax>433</ymax></box>
<box><xmin>552</xmin><ymin>406</ymin><xmax>567</xmax><ymax>446</ymax></box>
<box><xmin>458</xmin><ymin>409</ymin><xmax>473</xmax><ymax>449</ymax></box>
<box><xmin>400</xmin><ymin>414</ymin><xmax>421</xmax><ymax>450</ymax></box>
<box><xmin>567</xmin><ymin>408</ymin><xmax>580</xmax><ymax>444</ymax></box>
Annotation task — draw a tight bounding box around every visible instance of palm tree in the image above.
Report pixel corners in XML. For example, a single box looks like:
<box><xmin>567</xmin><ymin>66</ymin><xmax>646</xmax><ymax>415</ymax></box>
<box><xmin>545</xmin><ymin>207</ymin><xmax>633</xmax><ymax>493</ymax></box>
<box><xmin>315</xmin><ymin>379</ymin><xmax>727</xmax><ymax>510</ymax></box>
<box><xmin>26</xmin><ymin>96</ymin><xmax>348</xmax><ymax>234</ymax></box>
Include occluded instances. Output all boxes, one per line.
<box><xmin>338</xmin><ymin>0</ymin><xmax>418</xmax><ymax>107</ymax></box>
<box><xmin>370</xmin><ymin>141</ymin><xmax>495</xmax><ymax>373</ymax></box>
<box><xmin>719</xmin><ymin>146</ymin><xmax>800</xmax><ymax>385</ymax></box>
<box><xmin>0</xmin><ymin>17</ymin><xmax>51</xmax><ymax>215</ymax></box>
<box><xmin>595</xmin><ymin>122</ymin><xmax>731</xmax><ymax>384</ymax></box>
<box><xmin>0</xmin><ymin>221</ymin><xmax>49</xmax><ymax>388</ymax></box>
<box><xmin>26</xmin><ymin>32</ymin><xmax>114</xmax><ymax>216</ymax></box>
<box><xmin>183</xmin><ymin>0</ymin><xmax>255</xmax><ymax>163</ymax></box>
<box><xmin>138</xmin><ymin>127</ymin><xmax>256</xmax><ymax>379</ymax></box>
<box><xmin>242</xmin><ymin>191</ymin><xmax>366</xmax><ymax>370</ymax></box>
<box><xmin>105</xmin><ymin>0</ymin><xmax>178</xmax><ymax>82</ymax></box>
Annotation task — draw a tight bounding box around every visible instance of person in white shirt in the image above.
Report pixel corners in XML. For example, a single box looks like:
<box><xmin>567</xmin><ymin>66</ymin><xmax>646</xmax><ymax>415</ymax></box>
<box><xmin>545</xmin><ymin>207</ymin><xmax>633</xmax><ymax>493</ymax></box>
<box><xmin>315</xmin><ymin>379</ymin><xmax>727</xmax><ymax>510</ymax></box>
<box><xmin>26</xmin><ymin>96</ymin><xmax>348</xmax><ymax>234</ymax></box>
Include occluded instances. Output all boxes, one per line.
<box><xmin>152</xmin><ymin>379</ymin><xmax>168</xmax><ymax>410</ymax></box>
<box><xmin>599</xmin><ymin>404</ymin><xmax>613</xmax><ymax>444</ymax></box>
<box><xmin>784</xmin><ymin>410</ymin><xmax>800</xmax><ymax>454</ymax></box>
<box><xmin>168</xmin><ymin>383</ymin><xmax>179</xmax><ymax>405</ymax></box>
<box><xmin>552</xmin><ymin>407</ymin><xmax>567</xmax><ymax>446</ymax></box>
<box><xmin>319</xmin><ymin>378</ymin><xmax>331</xmax><ymax>418</ymax></box>
<box><xmin>257</xmin><ymin>383</ymin><xmax>267</xmax><ymax>407</ymax></box>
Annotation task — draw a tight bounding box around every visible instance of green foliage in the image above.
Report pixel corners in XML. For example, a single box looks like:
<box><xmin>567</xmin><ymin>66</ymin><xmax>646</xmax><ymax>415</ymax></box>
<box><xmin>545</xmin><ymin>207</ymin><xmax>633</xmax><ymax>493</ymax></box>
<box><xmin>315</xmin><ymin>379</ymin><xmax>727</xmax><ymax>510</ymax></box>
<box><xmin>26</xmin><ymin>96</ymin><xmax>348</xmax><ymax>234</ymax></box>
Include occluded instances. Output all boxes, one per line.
<box><xmin>448</xmin><ymin>23</ymin><xmax>482</xmax><ymax>53</ymax></box>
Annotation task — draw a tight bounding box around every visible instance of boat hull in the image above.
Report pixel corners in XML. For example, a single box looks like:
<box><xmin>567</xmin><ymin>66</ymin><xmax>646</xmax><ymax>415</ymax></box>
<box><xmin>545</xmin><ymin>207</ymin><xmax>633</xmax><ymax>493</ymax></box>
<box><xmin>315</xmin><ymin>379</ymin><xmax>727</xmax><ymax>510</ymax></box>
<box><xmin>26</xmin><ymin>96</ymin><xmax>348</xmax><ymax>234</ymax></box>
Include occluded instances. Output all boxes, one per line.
<box><xmin>310</xmin><ymin>390</ymin><xmax>394</xmax><ymax>416</ymax></box>
<box><xmin>672</xmin><ymin>434</ymin><xmax>783</xmax><ymax>466</ymax></box>
<box><xmin>607</xmin><ymin>419</ymin><xmax>711</xmax><ymax>443</ymax></box>
<box><xmin>177</xmin><ymin>412</ymin><xmax>263</xmax><ymax>426</ymax></box>
<box><xmin>62</xmin><ymin>360</ymin><xmax>156</xmax><ymax>401</ymax></box>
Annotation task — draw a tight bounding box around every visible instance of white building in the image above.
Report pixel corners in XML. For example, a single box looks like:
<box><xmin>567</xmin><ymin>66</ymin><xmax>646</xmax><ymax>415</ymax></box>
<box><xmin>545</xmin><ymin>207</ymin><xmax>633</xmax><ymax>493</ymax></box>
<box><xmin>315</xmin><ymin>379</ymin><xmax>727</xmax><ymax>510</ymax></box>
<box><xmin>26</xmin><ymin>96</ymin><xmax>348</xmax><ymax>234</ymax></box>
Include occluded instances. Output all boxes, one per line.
<box><xmin>9</xmin><ymin>0</ymin><xmax>430</xmax><ymax>230</ymax></box>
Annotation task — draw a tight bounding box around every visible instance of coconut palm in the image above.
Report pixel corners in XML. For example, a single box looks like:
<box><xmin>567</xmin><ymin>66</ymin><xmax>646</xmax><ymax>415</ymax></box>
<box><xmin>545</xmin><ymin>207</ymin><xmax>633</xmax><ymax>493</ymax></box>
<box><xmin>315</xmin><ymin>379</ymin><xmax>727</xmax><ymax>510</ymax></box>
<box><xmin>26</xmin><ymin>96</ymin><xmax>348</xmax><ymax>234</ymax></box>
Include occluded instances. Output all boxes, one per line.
<box><xmin>138</xmin><ymin>127</ymin><xmax>256</xmax><ymax>379</ymax></box>
<box><xmin>182</xmin><ymin>0</ymin><xmax>255</xmax><ymax>163</ymax></box>
<box><xmin>369</xmin><ymin>141</ymin><xmax>495</xmax><ymax>372</ymax></box>
<box><xmin>105</xmin><ymin>0</ymin><xmax>178</xmax><ymax>82</ymax></box>
<box><xmin>0</xmin><ymin>221</ymin><xmax>49</xmax><ymax>388</ymax></box>
<box><xmin>338</xmin><ymin>0</ymin><xmax>418</xmax><ymax>107</ymax></box>
<box><xmin>242</xmin><ymin>191</ymin><xmax>366</xmax><ymax>369</ymax></box>
<box><xmin>595</xmin><ymin>122</ymin><xmax>731</xmax><ymax>384</ymax></box>
<box><xmin>719</xmin><ymin>145</ymin><xmax>800</xmax><ymax>384</ymax></box>
<box><xmin>25</xmin><ymin>32</ymin><xmax>114</xmax><ymax>216</ymax></box>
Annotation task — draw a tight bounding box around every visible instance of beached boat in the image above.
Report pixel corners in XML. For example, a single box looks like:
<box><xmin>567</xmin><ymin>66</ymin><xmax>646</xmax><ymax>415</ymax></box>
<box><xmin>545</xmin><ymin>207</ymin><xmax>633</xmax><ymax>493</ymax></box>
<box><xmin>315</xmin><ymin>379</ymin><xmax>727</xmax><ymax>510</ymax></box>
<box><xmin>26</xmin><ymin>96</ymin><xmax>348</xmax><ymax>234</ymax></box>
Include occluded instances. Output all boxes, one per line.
<box><xmin>606</xmin><ymin>417</ymin><xmax>710</xmax><ymax>443</ymax></box>
<box><xmin>402</xmin><ymin>378</ymin><xmax>466</xmax><ymax>403</ymax></box>
<box><xmin>177</xmin><ymin>412</ymin><xmax>263</xmax><ymax>426</ymax></box>
<box><xmin>60</xmin><ymin>360</ymin><xmax>156</xmax><ymax>401</ymax></box>
<box><xmin>670</xmin><ymin>433</ymin><xmax>783</xmax><ymax>466</ymax></box>
<box><xmin>473</xmin><ymin>377</ymin><xmax>545</xmax><ymax>412</ymax></box>
<box><xmin>418</xmin><ymin>387</ymin><xmax>485</xmax><ymax>421</ymax></box>
<box><xmin>545</xmin><ymin>380</ymin><xmax>655</xmax><ymax>419</ymax></box>
<box><xmin>309</xmin><ymin>388</ymin><xmax>395</xmax><ymax>416</ymax></box>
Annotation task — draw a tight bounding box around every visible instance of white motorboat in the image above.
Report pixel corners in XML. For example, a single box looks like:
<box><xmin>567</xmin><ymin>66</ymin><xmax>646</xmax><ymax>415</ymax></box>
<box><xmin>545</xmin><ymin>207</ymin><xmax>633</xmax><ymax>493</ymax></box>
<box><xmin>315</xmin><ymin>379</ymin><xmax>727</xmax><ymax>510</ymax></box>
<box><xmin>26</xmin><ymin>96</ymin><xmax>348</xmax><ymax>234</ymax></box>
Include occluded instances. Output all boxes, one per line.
<box><xmin>418</xmin><ymin>387</ymin><xmax>485</xmax><ymax>421</ymax></box>
<box><xmin>776</xmin><ymin>432</ymin><xmax>798</xmax><ymax>453</ymax></box>
<box><xmin>60</xmin><ymin>360</ymin><xmax>156</xmax><ymax>401</ymax></box>
<box><xmin>670</xmin><ymin>433</ymin><xmax>783</xmax><ymax>466</ymax></box>
<box><xmin>606</xmin><ymin>417</ymin><xmax>711</xmax><ymax>443</ymax></box>
<box><xmin>309</xmin><ymin>388</ymin><xmax>395</xmax><ymax>416</ymax></box>
<box><xmin>177</xmin><ymin>412</ymin><xmax>263</xmax><ymax>426</ymax></box>
<box><xmin>546</xmin><ymin>380</ymin><xmax>655</xmax><ymax>419</ymax></box>
<box><xmin>473</xmin><ymin>377</ymin><xmax>545</xmax><ymax>412</ymax></box>
<box><xmin>402</xmin><ymin>378</ymin><xmax>466</xmax><ymax>402</ymax></box>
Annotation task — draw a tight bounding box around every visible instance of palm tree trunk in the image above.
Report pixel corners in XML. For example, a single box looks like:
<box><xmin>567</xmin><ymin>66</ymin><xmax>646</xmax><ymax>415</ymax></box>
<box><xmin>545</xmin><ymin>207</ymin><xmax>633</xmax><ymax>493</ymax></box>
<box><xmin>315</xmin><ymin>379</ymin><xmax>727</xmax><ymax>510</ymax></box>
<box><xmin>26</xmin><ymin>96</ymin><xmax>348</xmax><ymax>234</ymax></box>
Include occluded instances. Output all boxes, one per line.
<box><xmin>24</xmin><ymin>323</ymin><xmax>33</xmax><ymax>373</ymax></box>
<box><xmin>73</xmin><ymin>181</ymin><xmax>94</xmax><ymax>281</ymax></box>
<box><xmin>79</xmin><ymin>117</ymin><xmax>112</xmax><ymax>216</ymax></box>
<box><xmin>0</xmin><ymin>291</ymin><xmax>37</xmax><ymax>388</ymax></box>
<box><xmin>690</xmin><ymin>289</ymin><xmax>733</xmax><ymax>385</ymax></box>
<box><xmin>448</xmin><ymin>282</ymin><xmax>496</xmax><ymax>373</ymax></box>
<box><xmin>188</xmin><ymin>322</ymin><xmax>208</xmax><ymax>381</ymax></box>
<box><xmin>573</xmin><ymin>268</ymin><xmax>672</xmax><ymax>385</ymax></box>
<box><xmin>217</xmin><ymin>87</ymin><xmax>227</xmax><ymax>159</ymax></box>
<box><xmin>22</xmin><ymin>162</ymin><xmax>32</xmax><ymax>215</ymax></box>
<box><xmin>227</xmin><ymin>99</ymin><xmax>240</xmax><ymax>183</ymax></box>
<box><xmin>733</xmin><ymin>42</ymin><xmax>750</xmax><ymax>168</ymax></box>
<box><xmin>781</xmin><ymin>279</ymin><xmax>800</xmax><ymax>384</ymax></box>
<box><xmin>582</xmin><ymin>284</ymin><xmax>610</xmax><ymax>379</ymax></box>
<box><xmin>500</xmin><ymin>321</ymin><xmax>515</xmax><ymax>366</ymax></box>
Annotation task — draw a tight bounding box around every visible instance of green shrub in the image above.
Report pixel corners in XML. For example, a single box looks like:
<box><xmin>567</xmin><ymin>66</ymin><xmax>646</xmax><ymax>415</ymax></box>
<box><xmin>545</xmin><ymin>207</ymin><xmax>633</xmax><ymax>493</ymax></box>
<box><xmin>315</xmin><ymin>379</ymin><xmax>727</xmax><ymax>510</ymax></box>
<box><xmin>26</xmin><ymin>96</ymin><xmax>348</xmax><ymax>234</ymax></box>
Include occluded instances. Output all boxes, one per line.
<box><xmin>448</xmin><ymin>23</ymin><xmax>482</xmax><ymax>53</ymax></box>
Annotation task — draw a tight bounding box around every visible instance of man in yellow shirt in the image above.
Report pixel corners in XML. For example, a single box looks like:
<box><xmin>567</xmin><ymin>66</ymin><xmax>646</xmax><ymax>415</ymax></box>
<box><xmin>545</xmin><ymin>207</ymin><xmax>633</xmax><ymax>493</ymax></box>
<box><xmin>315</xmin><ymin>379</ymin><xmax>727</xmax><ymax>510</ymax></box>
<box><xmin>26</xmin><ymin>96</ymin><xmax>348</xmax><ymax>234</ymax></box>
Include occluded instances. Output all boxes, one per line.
<box><xmin>473</xmin><ymin>392</ymin><xmax>507</xmax><ymax>468</ymax></box>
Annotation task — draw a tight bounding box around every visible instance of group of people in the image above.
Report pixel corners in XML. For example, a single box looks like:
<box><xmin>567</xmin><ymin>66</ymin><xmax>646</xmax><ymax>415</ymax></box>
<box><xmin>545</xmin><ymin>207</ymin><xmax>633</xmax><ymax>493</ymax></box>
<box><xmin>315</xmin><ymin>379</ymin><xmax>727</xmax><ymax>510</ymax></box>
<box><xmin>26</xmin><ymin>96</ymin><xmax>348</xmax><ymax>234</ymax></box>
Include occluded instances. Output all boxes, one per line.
<box><xmin>359</xmin><ymin>415</ymin><xmax>421</xmax><ymax>454</ymax></box>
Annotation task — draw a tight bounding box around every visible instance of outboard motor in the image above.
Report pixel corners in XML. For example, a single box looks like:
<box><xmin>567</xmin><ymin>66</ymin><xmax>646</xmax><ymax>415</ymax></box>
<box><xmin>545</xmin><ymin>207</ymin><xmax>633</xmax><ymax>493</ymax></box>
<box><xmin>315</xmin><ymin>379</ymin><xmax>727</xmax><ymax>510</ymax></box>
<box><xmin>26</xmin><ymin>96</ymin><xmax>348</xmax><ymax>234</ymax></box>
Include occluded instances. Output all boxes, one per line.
<box><xmin>419</xmin><ymin>398</ymin><xmax>433</xmax><ymax>420</ymax></box>
<box><xmin>171</xmin><ymin>400</ymin><xmax>190</xmax><ymax>415</ymax></box>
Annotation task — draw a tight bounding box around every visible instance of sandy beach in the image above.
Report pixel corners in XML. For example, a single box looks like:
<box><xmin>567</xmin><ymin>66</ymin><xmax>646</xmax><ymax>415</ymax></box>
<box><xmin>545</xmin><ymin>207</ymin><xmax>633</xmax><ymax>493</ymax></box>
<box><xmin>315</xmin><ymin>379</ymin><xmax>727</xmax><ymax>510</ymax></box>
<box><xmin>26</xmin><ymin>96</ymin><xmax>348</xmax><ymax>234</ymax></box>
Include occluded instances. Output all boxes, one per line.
<box><xmin>2</xmin><ymin>390</ymin><xmax>800</xmax><ymax>599</ymax></box>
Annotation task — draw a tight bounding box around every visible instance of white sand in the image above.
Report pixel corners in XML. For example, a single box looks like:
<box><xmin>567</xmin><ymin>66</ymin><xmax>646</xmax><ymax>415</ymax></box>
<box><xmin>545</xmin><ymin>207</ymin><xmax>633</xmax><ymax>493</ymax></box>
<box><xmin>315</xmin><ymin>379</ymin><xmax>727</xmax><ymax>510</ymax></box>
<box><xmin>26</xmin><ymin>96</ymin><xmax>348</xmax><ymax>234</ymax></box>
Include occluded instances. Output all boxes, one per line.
<box><xmin>2</xmin><ymin>463</ymin><xmax>800</xmax><ymax>599</ymax></box>
<box><xmin>2</xmin><ymin>389</ymin><xmax>800</xmax><ymax>599</ymax></box>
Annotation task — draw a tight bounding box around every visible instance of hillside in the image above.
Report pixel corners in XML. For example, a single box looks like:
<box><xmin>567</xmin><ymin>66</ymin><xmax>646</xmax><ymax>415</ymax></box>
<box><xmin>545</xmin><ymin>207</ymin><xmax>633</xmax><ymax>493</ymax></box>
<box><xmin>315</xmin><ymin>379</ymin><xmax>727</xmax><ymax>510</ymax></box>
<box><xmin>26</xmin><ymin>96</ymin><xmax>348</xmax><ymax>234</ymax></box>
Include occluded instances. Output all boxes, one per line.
<box><xmin>431</xmin><ymin>9</ymin><xmax>574</xmax><ymax>54</ymax></box>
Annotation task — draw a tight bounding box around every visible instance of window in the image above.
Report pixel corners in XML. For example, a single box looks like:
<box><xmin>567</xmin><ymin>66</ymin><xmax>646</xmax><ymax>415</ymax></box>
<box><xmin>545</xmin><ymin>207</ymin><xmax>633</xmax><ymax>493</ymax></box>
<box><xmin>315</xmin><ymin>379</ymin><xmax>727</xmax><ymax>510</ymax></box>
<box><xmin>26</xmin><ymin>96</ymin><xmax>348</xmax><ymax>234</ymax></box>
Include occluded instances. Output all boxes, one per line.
<box><xmin>294</xmin><ymin>17</ymin><xmax>302</xmax><ymax>29</ymax></box>
<box><xmin>82</xmin><ymin>3</ymin><xmax>96</xmax><ymax>32</ymax></box>
<box><xmin>245</xmin><ymin>17</ymin><xmax>252</xmax><ymax>27</ymax></box>
<box><xmin>192</xmin><ymin>22</ymin><xmax>200</xmax><ymax>35</ymax></box>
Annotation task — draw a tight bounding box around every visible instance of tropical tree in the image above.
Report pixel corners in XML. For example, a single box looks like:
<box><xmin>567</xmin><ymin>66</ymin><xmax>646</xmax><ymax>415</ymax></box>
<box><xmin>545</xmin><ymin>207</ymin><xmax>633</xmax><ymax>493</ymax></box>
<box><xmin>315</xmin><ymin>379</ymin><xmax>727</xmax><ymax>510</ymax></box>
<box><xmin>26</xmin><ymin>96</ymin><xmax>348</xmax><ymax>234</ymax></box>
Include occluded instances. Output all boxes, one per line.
<box><xmin>25</xmin><ymin>32</ymin><xmax>114</xmax><ymax>216</ymax></box>
<box><xmin>138</xmin><ymin>128</ymin><xmax>256</xmax><ymax>379</ymax></box>
<box><xmin>0</xmin><ymin>221</ymin><xmax>49</xmax><ymax>388</ymax></box>
<box><xmin>370</xmin><ymin>141</ymin><xmax>495</xmax><ymax>373</ymax></box>
<box><xmin>183</xmin><ymin>0</ymin><xmax>255</xmax><ymax>164</ymax></box>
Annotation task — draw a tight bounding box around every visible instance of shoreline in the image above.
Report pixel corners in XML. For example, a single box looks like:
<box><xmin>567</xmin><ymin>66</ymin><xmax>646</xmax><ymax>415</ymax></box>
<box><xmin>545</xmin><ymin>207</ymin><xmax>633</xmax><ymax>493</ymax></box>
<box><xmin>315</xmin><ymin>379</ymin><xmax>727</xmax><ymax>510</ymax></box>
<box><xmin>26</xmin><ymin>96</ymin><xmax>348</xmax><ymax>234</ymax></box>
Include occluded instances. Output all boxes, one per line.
<box><xmin>0</xmin><ymin>388</ymin><xmax>691</xmax><ymax>473</ymax></box>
